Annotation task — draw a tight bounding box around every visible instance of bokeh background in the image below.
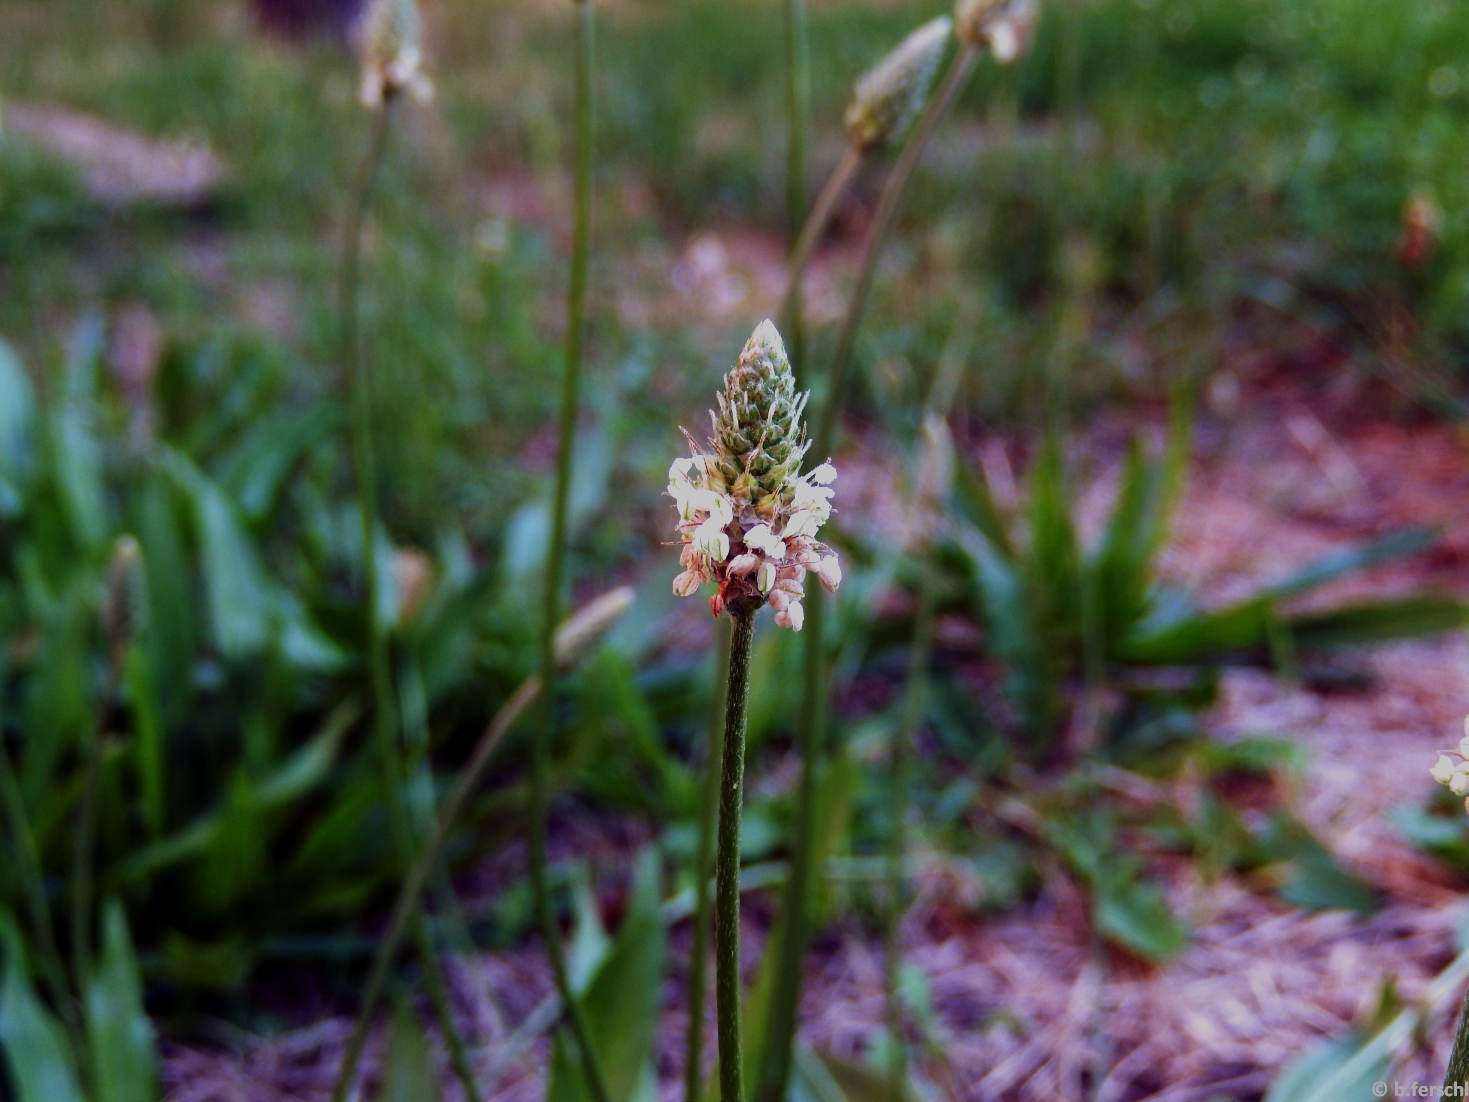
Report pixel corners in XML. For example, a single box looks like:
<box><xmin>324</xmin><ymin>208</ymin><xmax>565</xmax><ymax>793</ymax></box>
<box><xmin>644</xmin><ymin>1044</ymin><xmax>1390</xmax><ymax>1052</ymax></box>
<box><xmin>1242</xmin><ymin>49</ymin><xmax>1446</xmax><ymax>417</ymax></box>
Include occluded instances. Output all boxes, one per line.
<box><xmin>3</xmin><ymin>0</ymin><xmax>1469</xmax><ymax>1099</ymax></box>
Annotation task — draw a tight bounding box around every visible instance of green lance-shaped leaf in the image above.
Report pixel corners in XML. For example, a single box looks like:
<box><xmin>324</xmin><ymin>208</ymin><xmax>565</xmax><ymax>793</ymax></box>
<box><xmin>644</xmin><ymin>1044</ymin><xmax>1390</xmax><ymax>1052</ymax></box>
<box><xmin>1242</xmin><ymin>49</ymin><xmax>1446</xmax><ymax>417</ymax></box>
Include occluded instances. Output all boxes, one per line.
<box><xmin>0</xmin><ymin>913</ymin><xmax>82</xmax><ymax>1102</ymax></box>
<box><xmin>84</xmin><ymin>902</ymin><xmax>158</xmax><ymax>1102</ymax></box>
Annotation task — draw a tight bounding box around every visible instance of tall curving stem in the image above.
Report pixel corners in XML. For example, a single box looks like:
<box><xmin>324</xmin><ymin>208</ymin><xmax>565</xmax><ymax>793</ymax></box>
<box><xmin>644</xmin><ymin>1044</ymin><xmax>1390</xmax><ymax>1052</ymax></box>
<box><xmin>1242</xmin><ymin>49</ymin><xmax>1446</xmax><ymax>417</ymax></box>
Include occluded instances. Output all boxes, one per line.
<box><xmin>753</xmin><ymin>2</ymin><xmax>819</xmax><ymax>1098</ymax></box>
<box><xmin>528</xmin><ymin>1</ymin><xmax>612</xmax><ymax>1100</ymax></box>
<box><xmin>782</xmin><ymin>0</ymin><xmax>811</xmax><ymax>369</ymax></box>
<box><xmin>70</xmin><ymin>632</ymin><xmax>126</xmax><ymax>1026</ymax></box>
<box><xmin>716</xmin><ymin>605</ymin><xmax>759</xmax><ymax>1102</ymax></box>
<box><xmin>814</xmin><ymin>40</ymin><xmax>980</xmax><ymax>450</ymax></box>
<box><xmin>762</xmin><ymin>39</ymin><xmax>984</xmax><ymax>1102</ymax></box>
<box><xmin>777</xmin><ymin>145</ymin><xmax>861</xmax><ymax>331</ymax></box>
<box><xmin>332</xmin><ymin>90</ymin><xmax>480</xmax><ymax>1102</ymax></box>
<box><xmin>330</xmin><ymin>588</ymin><xmax>630</xmax><ymax>1099</ymax></box>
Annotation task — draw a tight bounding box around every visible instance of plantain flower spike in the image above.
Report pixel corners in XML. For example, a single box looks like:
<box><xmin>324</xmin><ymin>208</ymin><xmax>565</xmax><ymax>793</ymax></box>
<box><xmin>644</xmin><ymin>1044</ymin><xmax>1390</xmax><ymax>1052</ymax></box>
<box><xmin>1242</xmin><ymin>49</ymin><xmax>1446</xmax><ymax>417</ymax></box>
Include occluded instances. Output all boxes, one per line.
<box><xmin>669</xmin><ymin>320</ymin><xmax>840</xmax><ymax>630</ymax></box>
<box><xmin>102</xmin><ymin>534</ymin><xmax>147</xmax><ymax>654</ymax></box>
<box><xmin>845</xmin><ymin>16</ymin><xmax>953</xmax><ymax>152</ymax></box>
<box><xmin>1430</xmin><ymin>716</ymin><xmax>1469</xmax><ymax>813</ymax></box>
<box><xmin>358</xmin><ymin>0</ymin><xmax>433</xmax><ymax>108</ymax></box>
<box><xmin>956</xmin><ymin>0</ymin><xmax>1040</xmax><ymax>63</ymax></box>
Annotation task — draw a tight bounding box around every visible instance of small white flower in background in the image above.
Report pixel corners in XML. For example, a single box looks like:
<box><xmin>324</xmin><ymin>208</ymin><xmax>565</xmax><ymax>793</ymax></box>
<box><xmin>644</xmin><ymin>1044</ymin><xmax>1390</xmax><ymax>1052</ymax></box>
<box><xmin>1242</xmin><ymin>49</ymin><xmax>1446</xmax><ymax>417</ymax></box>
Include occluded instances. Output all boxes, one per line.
<box><xmin>1429</xmin><ymin>716</ymin><xmax>1469</xmax><ymax>810</ymax></box>
<box><xmin>955</xmin><ymin>0</ymin><xmax>1040</xmax><ymax>63</ymax></box>
<box><xmin>358</xmin><ymin>0</ymin><xmax>434</xmax><ymax>108</ymax></box>
<box><xmin>667</xmin><ymin>320</ymin><xmax>841</xmax><ymax>631</ymax></box>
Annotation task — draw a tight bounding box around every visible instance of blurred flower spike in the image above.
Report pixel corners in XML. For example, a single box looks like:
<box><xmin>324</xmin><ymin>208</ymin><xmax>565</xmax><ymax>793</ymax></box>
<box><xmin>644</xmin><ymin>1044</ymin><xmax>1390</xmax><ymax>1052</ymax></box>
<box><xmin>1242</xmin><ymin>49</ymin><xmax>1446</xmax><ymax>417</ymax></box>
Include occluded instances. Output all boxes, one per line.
<box><xmin>669</xmin><ymin>320</ymin><xmax>841</xmax><ymax>631</ymax></box>
<box><xmin>956</xmin><ymin>0</ymin><xmax>1040</xmax><ymax>63</ymax></box>
<box><xmin>102</xmin><ymin>533</ymin><xmax>148</xmax><ymax>651</ymax></box>
<box><xmin>358</xmin><ymin>0</ymin><xmax>433</xmax><ymax>108</ymax></box>
<box><xmin>845</xmin><ymin>16</ymin><xmax>953</xmax><ymax>151</ymax></box>
<box><xmin>1429</xmin><ymin>716</ymin><xmax>1469</xmax><ymax>812</ymax></box>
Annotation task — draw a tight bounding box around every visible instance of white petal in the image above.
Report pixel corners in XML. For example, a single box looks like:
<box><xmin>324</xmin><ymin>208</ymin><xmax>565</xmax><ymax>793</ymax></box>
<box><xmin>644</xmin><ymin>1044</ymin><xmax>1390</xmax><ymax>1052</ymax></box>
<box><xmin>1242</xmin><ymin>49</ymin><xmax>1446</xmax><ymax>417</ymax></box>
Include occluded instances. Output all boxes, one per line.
<box><xmin>989</xmin><ymin>21</ymin><xmax>1019</xmax><ymax>62</ymax></box>
<box><xmin>745</xmin><ymin>524</ymin><xmax>786</xmax><ymax>559</ymax></box>
<box><xmin>775</xmin><ymin>574</ymin><xmax>805</xmax><ymax>597</ymax></box>
<box><xmin>784</xmin><ymin>510</ymin><xmax>820</xmax><ymax>539</ymax></box>
<box><xmin>783</xmin><ymin>601</ymin><xmax>804</xmax><ymax>631</ymax></box>
<box><xmin>673</xmin><ymin>570</ymin><xmax>702</xmax><ymax>597</ymax></box>
<box><xmin>727</xmin><ymin>553</ymin><xmax>761</xmax><ymax>576</ymax></box>
<box><xmin>757</xmin><ymin>562</ymin><xmax>777</xmax><ymax>594</ymax></box>
<box><xmin>808</xmin><ymin>462</ymin><xmax>837</xmax><ymax>485</ymax></box>
<box><xmin>695</xmin><ymin>519</ymin><xmax>730</xmax><ymax>561</ymax></box>
<box><xmin>1432</xmin><ymin>754</ymin><xmax>1457</xmax><ymax>785</ymax></box>
<box><xmin>817</xmin><ymin>555</ymin><xmax>842</xmax><ymax>592</ymax></box>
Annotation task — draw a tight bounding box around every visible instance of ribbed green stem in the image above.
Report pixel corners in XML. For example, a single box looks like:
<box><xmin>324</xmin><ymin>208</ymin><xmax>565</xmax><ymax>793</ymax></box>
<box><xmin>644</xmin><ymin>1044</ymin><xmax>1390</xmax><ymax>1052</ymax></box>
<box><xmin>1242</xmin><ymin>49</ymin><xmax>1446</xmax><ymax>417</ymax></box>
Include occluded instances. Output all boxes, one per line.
<box><xmin>70</xmin><ymin>646</ymin><xmax>122</xmax><ymax>999</ymax></box>
<box><xmin>752</xmin><ymin>11</ymin><xmax>814</xmax><ymax>1098</ymax></box>
<box><xmin>414</xmin><ymin>919</ymin><xmax>481</xmax><ymax>1099</ymax></box>
<box><xmin>333</xmin><ymin>675</ymin><xmax>539</xmax><ymax>1099</ymax></box>
<box><xmin>782</xmin><ymin>0</ymin><xmax>810</xmax><ymax>370</ymax></box>
<box><xmin>778</xmin><ymin>145</ymin><xmax>862</xmax><ymax>331</ymax></box>
<box><xmin>1446</xmin><ymin>989</ymin><xmax>1469</xmax><ymax>1093</ymax></box>
<box><xmin>530</xmin><ymin>2</ymin><xmax>610</xmax><ymax>1099</ymax></box>
<box><xmin>0</xmin><ymin>684</ymin><xmax>72</xmax><ymax>1027</ymax></box>
<box><xmin>814</xmin><ymin>43</ymin><xmax>980</xmax><ymax>450</ymax></box>
<box><xmin>331</xmin><ymin>93</ymin><xmax>479</xmax><ymax>1102</ymax></box>
<box><xmin>768</xmin><ymin>40</ymin><xmax>982</xmax><ymax>1102</ymax></box>
<box><xmin>884</xmin><ymin>562</ymin><xmax>935</xmax><ymax>1102</ymax></box>
<box><xmin>716</xmin><ymin>607</ymin><xmax>757</xmax><ymax>1102</ymax></box>
<box><xmin>684</xmin><ymin>628</ymin><xmax>731</xmax><ymax>1102</ymax></box>
<box><xmin>754</xmin><ymin>579</ymin><xmax>822</xmax><ymax>1102</ymax></box>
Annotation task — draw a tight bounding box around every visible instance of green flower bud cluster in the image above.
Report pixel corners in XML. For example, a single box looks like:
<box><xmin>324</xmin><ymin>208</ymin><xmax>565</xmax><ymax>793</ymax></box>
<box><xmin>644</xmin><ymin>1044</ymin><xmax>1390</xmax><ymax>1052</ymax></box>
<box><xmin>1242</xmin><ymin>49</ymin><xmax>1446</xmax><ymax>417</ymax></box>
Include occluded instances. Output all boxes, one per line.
<box><xmin>710</xmin><ymin>319</ymin><xmax>812</xmax><ymax>507</ymax></box>
<box><xmin>671</xmin><ymin>321</ymin><xmax>841</xmax><ymax>631</ymax></box>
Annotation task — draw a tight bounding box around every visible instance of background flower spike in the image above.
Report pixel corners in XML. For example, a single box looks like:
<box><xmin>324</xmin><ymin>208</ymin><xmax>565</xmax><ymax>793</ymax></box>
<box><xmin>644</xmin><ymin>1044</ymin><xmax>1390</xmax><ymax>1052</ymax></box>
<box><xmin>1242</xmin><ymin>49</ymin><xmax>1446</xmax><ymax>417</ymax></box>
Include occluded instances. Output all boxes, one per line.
<box><xmin>845</xmin><ymin>16</ymin><xmax>953</xmax><ymax>151</ymax></box>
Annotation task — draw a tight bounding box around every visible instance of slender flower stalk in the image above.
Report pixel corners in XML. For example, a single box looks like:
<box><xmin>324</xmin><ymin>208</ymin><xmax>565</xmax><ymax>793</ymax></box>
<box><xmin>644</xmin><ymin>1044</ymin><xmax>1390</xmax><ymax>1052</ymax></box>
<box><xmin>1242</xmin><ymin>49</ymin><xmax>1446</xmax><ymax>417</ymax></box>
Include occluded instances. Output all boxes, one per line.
<box><xmin>782</xmin><ymin>0</ymin><xmax>810</xmax><ymax>369</ymax></box>
<box><xmin>778</xmin><ymin>146</ymin><xmax>862</xmax><ymax>330</ymax></box>
<box><xmin>884</xmin><ymin>415</ymin><xmax>953</xmax><ymax>1099</ymax></box>
<box><xmin>72</xmin><ymin>535</ymin><xmax>141</xmax><ymax>994</ymax></box>
<box><xmin>332</xmin><ymin>589</ymin><xmax>630</xmax><ymax>1098</ymax></box>
<box><xmin>818</xmin><ymin>0</ymin><xmax>1038</xmax><ymax>448</ymax></box>
<box><xmin>0</xmin><ymin>731</ymin><xmax>70</xmax><ymax>1026</ymax></box>
<box><xmin>762</xmin><ymin>17</ymin><xmax>964</xmax><ymax>1099</ymax></box>
<box><xmin>778</xmin><ymin>16</ymin><xmax>952</xmax><ymax>332</ymax></box>
<box><xmin>683</xmin><ymin>627</ymin><xmax>730</xmax><ymax>1102</ymax></box>
<box><xmin>716</xmin><ymin>605</ymin><xmax>757</xmax><ymax>1102</ymax></box>
<box><xmin>333</xmin><ymin>8</ymin><xmax>480</xmax><ymax>1097</ymax></box>
<box><xmin>754</xmin><ymin>14</ymin><xmax>811</xmax><ymax>1096</ymax></box>
<box><xmin>814</xmin><ymin>44</ymin><xmax>976</xmax><ymax>450</ymax></box>
<box><xmin>528</xmin><ymin>2</ymin><xmax>611</xmax><ymax>1099</ymax></box>
<box><xmin>670</xmin><ymin>321</ymin><xmax>841</xmax><ymax>1102</ymax></box>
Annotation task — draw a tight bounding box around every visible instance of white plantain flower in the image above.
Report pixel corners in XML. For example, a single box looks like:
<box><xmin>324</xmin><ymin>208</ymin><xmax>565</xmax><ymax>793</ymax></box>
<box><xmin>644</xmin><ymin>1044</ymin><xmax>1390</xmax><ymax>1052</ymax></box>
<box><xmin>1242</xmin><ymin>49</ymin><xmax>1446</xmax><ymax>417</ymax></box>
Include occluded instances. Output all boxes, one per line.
<box><xmin>667</xmin><ymin>320</ymin><xmax>841</xmax><ymax>630</ymax></box>
<box><xmin>358</xmin><ymin>0</ymin><xmax>434</xmax><ymax>108</ymax></box>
